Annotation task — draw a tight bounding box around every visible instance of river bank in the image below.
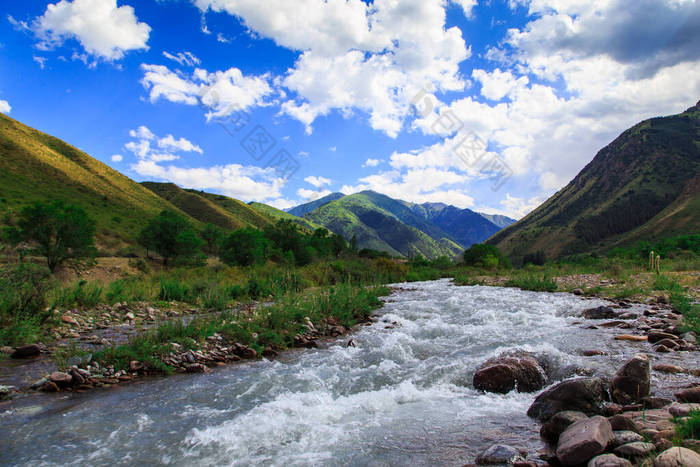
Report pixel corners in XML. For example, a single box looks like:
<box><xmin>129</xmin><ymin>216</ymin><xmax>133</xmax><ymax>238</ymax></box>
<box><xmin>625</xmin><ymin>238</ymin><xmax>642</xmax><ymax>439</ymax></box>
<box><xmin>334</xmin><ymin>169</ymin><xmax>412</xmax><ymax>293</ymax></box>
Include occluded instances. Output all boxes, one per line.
<box><xmin>2</xmin><ymin>279</ymin><xmax>699</xmax><ymax>465</ymax></box>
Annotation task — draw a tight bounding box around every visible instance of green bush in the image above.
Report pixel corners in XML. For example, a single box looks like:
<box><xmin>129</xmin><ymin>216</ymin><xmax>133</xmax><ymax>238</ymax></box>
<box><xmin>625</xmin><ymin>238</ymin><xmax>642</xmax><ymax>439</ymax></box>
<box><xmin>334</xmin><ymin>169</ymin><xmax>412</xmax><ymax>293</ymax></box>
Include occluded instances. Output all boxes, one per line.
<box><xmin>0</xmin><ymin>263</ymin><xmax>52</xmax><ymax>345</ymax></box>
<box><xmin>220</xmin><ymin>228</ymin><xmax>270</xmax><ymax>266</ymax></box>
<box><xmin>463</xmin><ymin>244</ymin><xmax>511</xmax><ymax>269</ymax></box>
<box><xmin>138</xmin><ymin>210</ymin><xmax>202</xmax><ymax>266</ymax></box>
<box><xmin>158</xmin><ymin>277</ymin><xmax>190</xmax><ymax>302</ymax></box>
<box><xmin>675</xmin><ymin>409</ymin><xmax>700</xmax><ymax>440</ymax></box>
<box><xmin>51</xmin><ymin>280</ymin><xmax>103</xmax><ymax>308</ymax></box>
<box><xmin>505</xmin><ymin>274</ymin><xmax>558</xmax><ymax>292</ymax></box>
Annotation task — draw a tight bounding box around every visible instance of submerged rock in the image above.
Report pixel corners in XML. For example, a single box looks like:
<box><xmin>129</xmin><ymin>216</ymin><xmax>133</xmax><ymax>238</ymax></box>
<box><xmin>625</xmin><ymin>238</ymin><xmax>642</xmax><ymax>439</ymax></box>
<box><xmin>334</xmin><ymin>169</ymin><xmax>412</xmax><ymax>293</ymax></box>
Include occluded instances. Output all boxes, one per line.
<box><xmin>11</xmin><ymin>344</ymin><xmax>41</xmax><ymax>359</ymax></box>
<box><xmin>527</xmin><ymin>377</ymin><xmax>608</xmax><ymax>421</ymax></box>
<box><xmin>473</xmin><ymin>352</ymin><xmax>546</xmax><ymax>394</ymax></box>
<box><xmin>582</xmin><ymin>306</ymin><xmax>617</xmax><ymax>320</ymax></box>
<box><xmin>475</xmin><ymin>444</ymin><xmax>523</xmax><ymax>465</ymax></box>
<box><xmin>556</xmin><ymin>416</ymin><xmax>614</xmax><ymax>466</ymax></box>
<box><xmin>611</xmin><ymin>354</ymin><xmax>650</xmax><ymax>404</ymax></box>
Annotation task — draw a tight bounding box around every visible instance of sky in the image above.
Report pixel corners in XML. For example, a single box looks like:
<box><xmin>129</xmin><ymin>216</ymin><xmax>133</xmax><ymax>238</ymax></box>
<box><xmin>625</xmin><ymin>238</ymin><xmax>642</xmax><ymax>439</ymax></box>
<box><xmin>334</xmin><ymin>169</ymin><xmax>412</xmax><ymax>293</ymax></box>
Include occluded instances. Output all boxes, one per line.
<box><xmin>1</xmin><ymin>0</ymin><xmax>699</xmax><ymax>218</ymax></box>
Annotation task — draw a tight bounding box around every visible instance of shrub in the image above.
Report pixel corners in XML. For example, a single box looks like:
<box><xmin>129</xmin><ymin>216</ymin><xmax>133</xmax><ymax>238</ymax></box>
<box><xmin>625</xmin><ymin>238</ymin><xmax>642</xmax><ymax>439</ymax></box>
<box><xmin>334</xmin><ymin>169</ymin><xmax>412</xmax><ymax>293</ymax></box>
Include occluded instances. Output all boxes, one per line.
<box><xmin>51</xmin><ymin>280</ymin><xmax>103</xmax><ymax>308</ymax></box>
<box><xmin>158</xmin><ymin>277</ymin><xmax>190</xmax><ymax>302</ymax></box>
<box><xmin>0</xmin><ymin>263</ymin><xmax>52</xmax><ymax>345</ymax></box>
<box><xmin>138</xmin><ymin>211</ymin><xmax>202</xmax><ymax>266</ymax></box>
<box><xmin>463</xmin><ymin>244</ymin><xmax>511</xmax><ymax>269</ymax></box>
<box><xmin>220</xmin><ymin>228</ymin><xmax>270</xmax><ymax>266</ymax></box>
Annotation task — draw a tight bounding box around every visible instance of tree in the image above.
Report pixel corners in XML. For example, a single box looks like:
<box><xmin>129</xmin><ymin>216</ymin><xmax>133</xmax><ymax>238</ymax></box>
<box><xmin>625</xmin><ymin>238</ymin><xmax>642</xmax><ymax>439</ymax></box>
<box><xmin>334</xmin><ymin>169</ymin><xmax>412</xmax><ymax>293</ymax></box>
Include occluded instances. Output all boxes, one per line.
<box><xmin>138</xmin><ymin>211</ymin><xmax>201</xmax><ymax>266</ymax></box>
<box><xmin>463</xmin><ymin>244</ymin><xmax>511</xmax><ymax>269</ymax></box>
<box><xmin>6</xmin><ymin>201</ymin><xmax>96</xmax><ymax>272</ymax></box>
<box><xmin>220</xmin><ymin>228</ymin><xmax>270</xmax><ymax>266</ymax></box>
<box><xmin>200</xmin><ymin>223</ymin><xmax>224</xmax><ymax>255</ymax></box>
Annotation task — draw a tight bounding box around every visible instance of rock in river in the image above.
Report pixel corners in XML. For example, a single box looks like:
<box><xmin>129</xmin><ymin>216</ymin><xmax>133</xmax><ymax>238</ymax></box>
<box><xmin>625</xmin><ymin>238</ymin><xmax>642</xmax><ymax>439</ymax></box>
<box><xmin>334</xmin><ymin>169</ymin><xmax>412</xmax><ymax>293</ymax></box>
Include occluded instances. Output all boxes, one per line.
<box><xmin>473</xmin><ymin>352</ymin><xmax>546</xmax><ymax>394</ymax></box>
<box><xmin>556</xmin><ymin>416</ymin><xmax>614</xmax><ymax>466</ymax></box>
<box><xmin>582</xmin><ymin>306</ymin><xmax>617</xmax><ymax>320</ymax></box>
<box><xmin>10</xmin><ymin>344</ymin><xmax>41</xmax><ymax>359</ymax></box>
<box><xmin>540</xmin><ymin>411</ymin><xmax>588</xmax><ymax>445</ymax></box>
<box><xmin>475</xmin><ymin>444</ymin><xmax>523</xmax><ymax>465</ymax></box>
<box><xmin>675</xmin><ymin>385</ymin><xmax>700</xmax><ymax>403</ymax></box>
<box><xmin>611</xmin><ymin>354</ymin><xmax>650</xmax><ymax>404</ymax></box>
<box><xmin>527</xmin><ymin>377</ymin><xmax>609</xmax><ymax>421</ymax></box>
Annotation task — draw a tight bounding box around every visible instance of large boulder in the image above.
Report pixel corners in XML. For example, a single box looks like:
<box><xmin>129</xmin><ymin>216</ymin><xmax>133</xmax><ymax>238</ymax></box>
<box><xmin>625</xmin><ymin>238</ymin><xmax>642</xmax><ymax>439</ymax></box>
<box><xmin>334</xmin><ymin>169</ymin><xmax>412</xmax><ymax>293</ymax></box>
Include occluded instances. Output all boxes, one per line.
<box><xmin>588</xmin><ymin>454</ymin><xmax>632</xmax><ymax>467</ymax></box>
<box><xmin>611</xmin><ymin>354</ymin><xmax>650</xmax><ymax>404</ymax></box>
<box><xmin>608</xmin><ymin>414</ymin><xmax>640</xmax><ymax>433</ymax></box>
<box><xmin>475</xmin><ymin>444</ymin><xmax>523</xmax><ymax>465</ymax></box>
<box><xmin>540</xmin><ymin>411</ymin><xmax>588</xmax><ymax>445</ymax></box>
<box><xmin>611</xmin><ymin>431</ymin><xmax>644</xmax><ymax>448</ymax></box>
<box><xmin>527</xmin><ymin>377</ymin><xmax>609</xmax><ymax>421</ymax></box>
<box><xmin>582</xmin><ymin>306</ymin><xmax>617</xmax><ymax>320</ymax></box>
<box><xmin>675</xmin><ymin>386</ymin><xmax>700</xmax><ymax>403</ymax></box>
<box><xmin>556</xmin><ymin>416</ymin><xmax>615</xmax><ymax>466</ymax></box>
<box><xmin>653</xmin><ymin>447</ymin><xmax>700</xmax><ymax>467</ymax></box>
<box><xmin>614</xmin><ymin>442</ymin><xmax>655</xmax><ymax>459</ymax></box>
<box><xmin>473</xmin><ymin>352</ymin><xmax>546</xmax><ymax>394</ymax></box>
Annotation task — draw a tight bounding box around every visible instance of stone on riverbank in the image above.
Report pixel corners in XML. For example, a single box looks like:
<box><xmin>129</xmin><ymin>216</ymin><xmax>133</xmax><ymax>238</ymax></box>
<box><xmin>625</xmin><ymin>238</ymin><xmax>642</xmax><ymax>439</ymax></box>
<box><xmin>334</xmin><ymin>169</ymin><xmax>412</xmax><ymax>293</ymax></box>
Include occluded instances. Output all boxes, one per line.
<box><xmin>10</xmin><ymin>344</ymin><xmax>41</xmax><ymax>359</ymax></box>
<box><xmin>540</xmin><ymin>411</ymin><xmax>588</xmax><ymax>445</ymax></box>
<box><xmin>49</xmin><ymin>372</ymin><xmax>72</xmax><ymax>386</ymax></box>
<box><xmin>608</xmin><ymin>415</ymin><xmax>641</xmax><ymax>433</ymax></box>
<box><xmin>473</xmin><ymin>352</ymin><xmax>546</xmax><ymax>394</ymax></box>
<box><xmin>588</xmin><ymin>453</ymin><xmax>632</xmax><ymax>467</ymax></box>
<box><xmin>611</xmin><ymin>354</ymin><xmax>650</xmax><ymax>404</ymax></box>
<box><xmin>527</xmin><ymin>377</ymin><xmax>608</xmax><ymax>421</ymax></box>
<box><xmin>614</xmin><ymin>441</ymin><xmax>655</xmax><ymax>459</ymax></box>
<box><xmin>675</xmin><ymin>386</ymin><xmax>700</xmax><ymax>403</ymax></box>
<box><xmin>653</xmin><ymin>447</ymin><xmax>700</xmax><ymax>467</ymax></box>
<box><xmin>556</xmin><ymin>416</ymin><xmax>614</xmax><ymax>466</ymax></box>
<box><xmin>611</xmin><ymin>431</ymin><xmax>644</xmax><ymax>447</ymax></box>
<box><xmin>475</xmin><ymin>444</ymin><xmax>523</xmax><ymax>465</ymax></box>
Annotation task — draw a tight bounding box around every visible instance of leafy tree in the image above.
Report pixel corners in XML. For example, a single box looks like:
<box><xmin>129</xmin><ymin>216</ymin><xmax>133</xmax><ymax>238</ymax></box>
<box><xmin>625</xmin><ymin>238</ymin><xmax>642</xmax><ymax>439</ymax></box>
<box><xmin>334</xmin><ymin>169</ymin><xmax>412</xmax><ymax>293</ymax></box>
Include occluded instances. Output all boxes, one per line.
<box><xmin>220</xmin><ymin>228</ymin><xmax>270</xmax><ymax>266</ymax></box>
<box><xmin>5</xmin><ymin>201</ymin><xmax>96</xmax><ymax>272</ymax></box>
<box><xmin>463</xmin><ymin>244</ymin><xmax>511</xmax><ymax>269</ymax></box>
<box><xmin>522</xmin><ymin>250</ymin><xmax>547</xmax><ymax>266</ymax></box>
<box><xmin>138</xmin><ymin>210</ymin><xmax>202</xmax><ymax>266</ymax></box>
<box><xmin>200</xmin><ymin>223</ymin><xmax>224</xmax><ymax>255</ymax></box>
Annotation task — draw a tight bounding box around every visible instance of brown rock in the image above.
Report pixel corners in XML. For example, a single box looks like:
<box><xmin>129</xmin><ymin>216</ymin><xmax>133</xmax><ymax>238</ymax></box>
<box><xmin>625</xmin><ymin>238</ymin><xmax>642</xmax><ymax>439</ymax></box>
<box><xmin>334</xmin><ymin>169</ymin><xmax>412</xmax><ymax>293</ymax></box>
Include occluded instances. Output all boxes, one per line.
<box><xmin>675</xmin><ymin>386</ymin><xmax>700</xmax><ymax>403</ymax></box>
<box><xmin>583</xmin><ymin>306</ymin><xmax>617</xmax><ymax>320</ymax></box>
<box><xmin>611</xmin><ymin>354</ymin><xmax>650</xmax><ymax>404</ymax></box>
<box><xmin>582</xmin><ymin>350</ymin><xmax>607</xmax><ymax>356</ymax></box>
<box><xmin>615</xmin><ymin>335</ymin><xmax>647</xmax><ymax>342</ymax></box>
<box><xmin>614</xmin><ymin>441</ymin><xmax>655</xmax><ymax>459</ymax></box>
<box><xmin>49</xmin><ymin>371</ymin><xmax>73</xmax><ymax>386</ymax></box>
<box><xmin>669</xmin><ymin>402</ymin><xmax>700</xmax><ymax>417</ymax></box>
<box><xmin>61</xmin><ymin>314</ymin><xmax>79</xmax><ymax>326</ymax></box>
<box><xmin>556</xmin><ymin>416</ymin><xmax>615</xmax><ymax>466</ymax></box>
<box><xmin>10</xmin><ymin>344</ymin><xmax>41</xmax><ymax>359</ymax></box>
<box><xmin>573</xmin><ymin>288</ymin><xmax>584</xmax><ymax>296</ymax></box>
<box><xmin>655</xmin><ymin>338</ymin><xmax>679</xmax><ymax>349</ymax></box>
<box><xmin>653</xmin><ymin>364</ymin><xmax>686</xmax><ymax>374</ymax></box>
<box><xmin>540</xmin><ymin>411</ymin><xmax>588</xmax><ymax>445</ymax></box>
<box><xmin>129</xmin><ymin>360</ymin><xmax>144</xmax><ymax>372</ymax></box>
<box><xmin>528</xmin><ymin>377</ymin><xmax>609</xmax><ymax>422</ymax></box>
<box><xmin>40</xmin><ymin>381</ymin><xmax>60</xmax><ymax>392</ymax></box>
<box><xmin>653</xmin><ymin>447</ymin><xmax>700</xmax><ymax>467</ymax></box>
<box><xmin>473</xmin><ymin>352</ymin><xmax>546</xmax><ymax>394</ymax></box>
<box><xmin>648</xmin><ymin>332</ymin><xmax>677</xmax><ymax>344</ymax></box>
<box><xmin>611</xmin><ymin>431</ymin><xmax>644</xmax><ymax>447</ymax></box>
<box><xmin>642</xmin><ymin>397</ymin><xmax>672</xmax><ymax>409</ymax></box>
<box><xmin>655</xmin><ymin>344</ymin><xmax>672</xmax><ymax>353</ymax></box>
<box><xmin>608</xmin><ymin>415</ymin><xmax>640</xmax><ymax>433</ymax></box>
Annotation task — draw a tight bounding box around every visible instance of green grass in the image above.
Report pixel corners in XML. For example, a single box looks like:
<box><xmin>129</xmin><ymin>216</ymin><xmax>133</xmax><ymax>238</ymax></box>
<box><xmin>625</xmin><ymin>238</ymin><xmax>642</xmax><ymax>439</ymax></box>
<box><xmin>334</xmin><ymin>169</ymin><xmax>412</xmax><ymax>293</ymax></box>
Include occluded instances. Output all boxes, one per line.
<box><xmin>91</xmin><ymin>283</ymin><xmax>391</xmax><ymax>373</ymax></box>
<box><xmin>675</xmin><ymin>410</ymin><xmax>700</xmax><ymax>441</ymax></box>
<box><xmin>505</xmin><ymin>274</ymin><xmax>558</xmax><ymax>292</ymax></box>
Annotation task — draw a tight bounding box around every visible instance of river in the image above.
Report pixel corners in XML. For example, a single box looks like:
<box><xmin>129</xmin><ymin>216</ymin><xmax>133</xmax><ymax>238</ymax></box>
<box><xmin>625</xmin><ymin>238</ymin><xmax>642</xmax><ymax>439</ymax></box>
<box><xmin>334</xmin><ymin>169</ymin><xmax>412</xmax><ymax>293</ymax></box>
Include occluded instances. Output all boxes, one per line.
<box><xmin>2</xmin><ymin>279</ymin><xmax>695</xmax><ymax>466</ymax></box>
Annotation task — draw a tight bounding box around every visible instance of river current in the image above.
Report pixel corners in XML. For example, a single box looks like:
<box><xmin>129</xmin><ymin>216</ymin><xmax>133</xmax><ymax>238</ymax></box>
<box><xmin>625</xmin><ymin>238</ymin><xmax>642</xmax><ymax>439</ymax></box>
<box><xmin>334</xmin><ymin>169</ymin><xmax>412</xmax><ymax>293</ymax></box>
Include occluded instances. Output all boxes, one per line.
<box><xmin>2</xmin><ymin>279</ymin><xmax>690</xmax><ymax>466</ymax></box>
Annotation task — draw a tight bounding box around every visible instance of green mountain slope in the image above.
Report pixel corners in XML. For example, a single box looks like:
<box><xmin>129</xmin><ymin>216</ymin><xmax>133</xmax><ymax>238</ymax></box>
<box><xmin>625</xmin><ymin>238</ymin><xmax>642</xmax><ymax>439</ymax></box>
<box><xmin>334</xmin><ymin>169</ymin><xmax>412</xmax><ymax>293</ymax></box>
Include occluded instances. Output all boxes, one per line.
<box><xmin>0</xmin><ymin>114</ymin><xmax>190</xmax><ymax>247</ymax></box>
<box><xmin>303</xmin><ymin>191</ymin><xmax>463</xmax><ymax>258</ymax></box>
<box><xmin>287</xmin><ymin>192</ymin><xmax>344</xmax><ymax>217</ymax></box>
<box><xmin>406</xmin><ymin>201</ymin><xmax>503</xmax><ymax>247</ymax></box>
<box><xmin>488</xmin><ymin>101</ymin><xmax>700</xmax><ymax>262</ymax></box>
<box><xmin>141</xmin><ymin>182</ymin><xmax>273</xmax><ymax>231</ymax></box>
<box><xmin>248</xmin><ymin>202</ymin><xmax>323</xmax><ymax>232</ymax></box>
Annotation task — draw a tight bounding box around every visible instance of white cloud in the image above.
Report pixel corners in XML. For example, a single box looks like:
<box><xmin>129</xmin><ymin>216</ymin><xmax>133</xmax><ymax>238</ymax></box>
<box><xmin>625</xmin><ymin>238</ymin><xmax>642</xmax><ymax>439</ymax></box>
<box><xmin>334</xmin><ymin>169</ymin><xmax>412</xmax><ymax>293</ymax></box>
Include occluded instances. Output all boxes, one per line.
<box><xmin>297</xmin><ymin>188</ymin><xmax>332</xmax><ymax>201</ymax></box>
<box><xmin>124</xmin><ymin>126</ymin><xmax>202</xmax><ymax>163</ymax></box>
<box><xmin>33</xmin><ymin>0</ymin><xmax>151</xmax><ymax>61</ymax></box>
<box><xmin>363</xmin><ymin>158</ymin><xmax>380</xmax><ymax>168</ymax></box>
<box><xmin>110</xmin><ymin>154</ymin><xmax>123</xmax><ymax>162</ymax></box>
<box><xmin>157</xmin><ymin>134</ymin><xmax>203</xmax><ymax>154</ymax></box>
<box><xmin>329</xmin><ymin>146</ymin><xmax>337</xmax><ymax>152</ymax></box>
<box><xmin>195</xmin><ymin>0</ymin><xmax>470</xmax><ymax>136</ymax></box>
<box><xmin>162</xmin><ymin>50</ymin><xmax>201</xmax><ymax>67</ymax></box>
<box><xmin>140</xmin><ymin>63</ymin><xmax>273</xmax><ymax>118</ymax></box>
<box><xmin>452</xmin><ymin>0</ymin><xmax>478</xmax><ymax>18</ymax></box>
<box><xmin>133</xmin><ymin>160</ymin><xmax>286</xmax><ymax>201</ymax></box>
<box><xmin>33</xmin><ymin>55</ymin><xmax>47</xmax><ymax>69</ymax></box>
<box><xmin>0</xmin><ymin>99</ymin><xmax>11</xmax><ymax>114</ymax></box>
<box><xmin>304</xmin><ymin>175</ymin><xmax>331</xmax><ymax>188</ymax></box>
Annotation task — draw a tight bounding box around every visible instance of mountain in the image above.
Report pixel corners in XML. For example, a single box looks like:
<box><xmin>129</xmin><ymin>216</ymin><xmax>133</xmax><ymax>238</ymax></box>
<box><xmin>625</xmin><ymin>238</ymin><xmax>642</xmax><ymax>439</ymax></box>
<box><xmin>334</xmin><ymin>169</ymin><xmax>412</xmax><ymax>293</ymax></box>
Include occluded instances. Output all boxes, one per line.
<box><xmin>479</xmin><ymin>213</ymin><xmax>517</xmax><ymax>229</ymax></box>
<box><xmin>0</xmin><ymin>113</ymin><xmax>191</xmax><ymax>247</ymax></box>
<box><xmin>303</xmin><ymin>191</ymin><xmax>463</xmax><ymax>258</ymax></box>
<box><xmin>287</xmin><ymin>192</ymin><xmax>344</xmax><ymax>217</ymax></box>
<box><xmin>488</xmin><ymin>101</ymin><xmax>700</xmax><ymax>262</ymax></box>
<box><xmin>248</xmin><ymin>202</ymin><xmax>323</xmax><ymax>233</ymax></box>
<box><xmin>141</xmin><ymin>182</ymin><xmax>272</xmax><ymax>231</ymax></box>
<box><xmin>407</xmin><ymin>202</ymin><xmax>503</xmax><ymax>248</ymax></box>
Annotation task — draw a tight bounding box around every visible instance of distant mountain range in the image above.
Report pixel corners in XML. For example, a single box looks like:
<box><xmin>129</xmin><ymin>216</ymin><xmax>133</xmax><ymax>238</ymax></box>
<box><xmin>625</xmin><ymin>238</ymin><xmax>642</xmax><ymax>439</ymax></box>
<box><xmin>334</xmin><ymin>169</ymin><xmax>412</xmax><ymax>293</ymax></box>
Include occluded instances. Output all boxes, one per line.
<box><xmin>285</xmin><ymin>191</ymin><xmax>516</xmax><ymax>258</ymax></box>
<box><xmin>488</xmin><ymin>100</ymin><xmax>700</xmax><ymax>263</ymax></box>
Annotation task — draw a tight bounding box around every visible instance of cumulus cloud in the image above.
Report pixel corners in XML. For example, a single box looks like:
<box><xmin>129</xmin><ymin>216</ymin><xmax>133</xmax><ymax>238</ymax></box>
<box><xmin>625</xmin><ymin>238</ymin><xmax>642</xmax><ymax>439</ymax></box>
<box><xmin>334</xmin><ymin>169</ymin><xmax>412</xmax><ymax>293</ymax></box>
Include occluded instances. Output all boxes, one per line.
<box><xmin>304</xmin><ymin>175</ymin><xmax>331</xmax><ymax>188</ymax></box>
<box><xmin>140</xmin><ymin>63</ymin><xmax>273</xmax><ymax>118</ymax></box>
<box><xmin>32</xmin><ymin>0</ymin><xmax>151</xmax><ymax>61</ymax></box>
<box><xmin>0</xmin><ymin>99</ymin><xmax>11</xmax><ymax>114</ymax></box>
<box><xmin>363</xmin><ymin>158</ymin><xmax>380</xmax><ymax>168</ymax></box>
<box><xmin>194</xmin><ymin>0</ymin><xmax>470</xmax><ymax>136</ymax></box>
<box><xmin>111</xmin><ymin>154</ymin><xmax>123</xmax><ymax>162</ymax></box>
<box><xmin>297</xmin><ymin>188</ymin><xmax>332</xmax><ymax>201</ymax></box>
<box><xmin>125</xmin><ymin>125</ymin><xmax>202</xmax><ymax>162</ymax></box>
<box><xmin>162</xmin><ymin>50</ymin><xmax>201</xmax><ymax>67</ymax></box>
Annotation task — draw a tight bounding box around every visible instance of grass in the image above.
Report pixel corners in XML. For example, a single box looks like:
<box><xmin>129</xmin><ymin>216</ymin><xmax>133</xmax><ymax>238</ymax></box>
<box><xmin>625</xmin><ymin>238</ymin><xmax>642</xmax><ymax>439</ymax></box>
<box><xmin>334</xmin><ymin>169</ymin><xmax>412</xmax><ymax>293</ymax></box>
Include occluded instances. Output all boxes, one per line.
<box><xmin>675</xmin><ymin>410</ymin><xmax>700</xmax><ymax>442</ymax></box>
<box><xmin>90</xmin><ymin>283</ymin><xmax>390</xmax><ymax>373</ymax></box>
<box><xmin>505</xmin><ymin>274</ymin><xmax>558</xmax><ymax>292</ymax></box>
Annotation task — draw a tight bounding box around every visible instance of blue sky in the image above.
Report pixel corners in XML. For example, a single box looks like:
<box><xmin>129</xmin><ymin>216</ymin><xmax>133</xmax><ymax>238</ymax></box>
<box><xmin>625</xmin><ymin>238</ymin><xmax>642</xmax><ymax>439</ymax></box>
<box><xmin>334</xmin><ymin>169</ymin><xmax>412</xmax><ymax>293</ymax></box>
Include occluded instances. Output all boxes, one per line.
<box><xmin>2</xmin><ymin>0</ymin><xmax>699</xmax><ymax>217</ymax></box>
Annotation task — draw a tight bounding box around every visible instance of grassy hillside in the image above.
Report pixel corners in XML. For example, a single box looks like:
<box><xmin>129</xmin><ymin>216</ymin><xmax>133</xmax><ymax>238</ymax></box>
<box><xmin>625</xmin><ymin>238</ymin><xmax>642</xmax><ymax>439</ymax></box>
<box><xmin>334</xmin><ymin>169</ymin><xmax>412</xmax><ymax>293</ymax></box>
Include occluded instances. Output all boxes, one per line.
<box><xmin>303</xmin><ymin>191</ymin><xmax>464</xmax><ymax>258</ymax></box>
<box><xmin>185</xmin><ymin>188</ymin><xmax>273</xmax><ymax>229</ymax></box>
<box><xmin>248</xmin><ymin>202</ymin><xmax>323</xmax><ymax>232</ymax></box>
<box><xmin>287</xmin><ymin>192</ymin><xmax>344</xmax><ymax>217</ymax></box>
<box><xmin>0</xmin><ymin>113</ymin><xmax>189</xmax><ymax>249</ymax></box>
<box><xmin>488</xmin><ymin>101</ymin><xmax>700</xmax><ymax>263</ymax></box>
